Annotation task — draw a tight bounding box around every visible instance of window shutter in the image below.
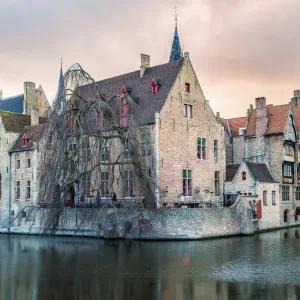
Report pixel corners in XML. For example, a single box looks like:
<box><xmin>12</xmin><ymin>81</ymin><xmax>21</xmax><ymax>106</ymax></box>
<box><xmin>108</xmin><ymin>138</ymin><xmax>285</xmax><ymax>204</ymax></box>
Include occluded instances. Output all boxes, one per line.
<box><xmin>257</xmin><ymin>200</ymin><xmax>262</xmax><ymax>219</ymax></box>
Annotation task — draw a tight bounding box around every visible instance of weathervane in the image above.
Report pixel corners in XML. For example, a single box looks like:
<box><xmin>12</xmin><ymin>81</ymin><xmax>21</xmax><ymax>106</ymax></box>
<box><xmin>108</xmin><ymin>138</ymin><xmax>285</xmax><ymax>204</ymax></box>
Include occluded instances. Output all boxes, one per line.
<box><xmin>174</xmin><ymin>5</ymin><xmax>178</xmax><ymax>28</ymax></box>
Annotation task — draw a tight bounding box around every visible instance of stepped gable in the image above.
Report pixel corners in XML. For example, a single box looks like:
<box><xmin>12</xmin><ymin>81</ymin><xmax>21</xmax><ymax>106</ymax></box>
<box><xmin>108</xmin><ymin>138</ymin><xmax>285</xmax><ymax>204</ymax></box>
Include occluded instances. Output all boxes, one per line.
<box><xmin>246</xmin><ymin>104</ymin><xmax>290</xmax><ymax>136</ymax></box>
<box><xmin>0</xmin><ymin>111</ymin><xmax>46</xmax><ymax>133</ymax></box>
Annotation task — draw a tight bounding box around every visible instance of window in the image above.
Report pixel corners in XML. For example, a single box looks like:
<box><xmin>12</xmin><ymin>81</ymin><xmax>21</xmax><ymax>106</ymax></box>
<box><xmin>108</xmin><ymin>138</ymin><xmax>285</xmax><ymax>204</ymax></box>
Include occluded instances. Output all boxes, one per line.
<box><xmin>151</xmin><ymin>80</ymin><xmax>158</xmax><ymax>94</ymax></box>
<box><xmin>69</xmin><ymin>143</ymin><xmax>77</xmax><ymax>151</ymax></box>
<box><xmin>145</xmin><ymin>168</ymin><xmax>151</xmax><ymax>178</ymax></box>
<box><xmin>242</xmin><ymin>172</ymin><xmax>246</xmax><ymax>180</ymax></box>
<box><xmin>272</xmin><ymin>191</ymin><xmax>276</xmax><ymax>205</ymax></box>
<box><xmin>27</xmin><ymin>158</ymin><xmax>31</xmax><ymax>168</ymax></box>
<box><xmin>16</xmin><ymin>181</ymin><xmax>20</xmax><ymax>200</ymax></box>
<box><xmin>0</xmin><ymin>174</ymin><xmax>1</xmax><ymax>200</ymax></box>
<box><xmin>82</xmin><ymin>137</ymin><xmax>91</xmax><ymax>162</ymax></box>
<box><xmin>16</xmin><ymin>159</ymin><xmax>20</xmax><ymax>169</ymax></box>
<box><xmin>214</xmin><ymin>140</ymin><xmax>218</xmax><ymax>160</ymax></box>
<box><xmin>215</xmin><ymin>171</ymin><xmax>220</xmax><ymax>196</ymax></box>
<box><xmin>263</xmin><ymin>190</ymin><xmax>267</xmax><ymax>206</ymax></box>
<box><xmin>124</xmin><ymin>138</ymin><xmax>131</xmax><ymax>159</ymax></box>
<box><xmin>283</xmin><ymin>164</ymin><xmax>292</xmax><ymax>177</ymax></box>
<box><xmin>298</xmin><ymin>165</ymin><xmax>300</xmax><ymax>179</ymax></box>
<box><xmin>184</xmin><ymin>104</ymin><xmax>192</xmax><ymax>118</ymax></box>
<box><xmin>26</xmin><ymin>180</ymin><xmax>31</xmax><ymax>200</ymax></box>
<box><xmin>184</xmin><ymin>83</ymin><xmax>190</xmax><ymax>93</ymax></box>
<box><xmin>81</xmin><ymin>172</ymin><xmax>90</xmax><ymax>197</ymax></box>
<box><xmin>101</xmin><ymin>139</ymin><xmax>109</xmax><ymax>161</ymax></box>
<box><xmin>141</xmin><ymin>130</ymin><xmax>151</xmax><ymax>157</ymax></box>
<box><xmin>239</xmin><ymin>127</ymin><xmax>246</xmax><ymax>136</ymax></box>
<box><xmin>285</xmin><ymin>145</ymin><xmax>294</xmax><ymax>157</ymax></box>
<box><xmin>182</xmin><ymin>169</ymin><xmax>192</xmax><ymax>196</ymax></box>
<box><xmin>282</xmin><ymin>186</ymin><xmax>290</xmax><ymax>201</ymax></box>
<box><xmin>124</xmin><ymin>169</ymin><xmax>133</xmax><ymax>197</ymax></box>
<box><xmin>101</xmin><ymin>171</ymin><xmax>109</xmax><ymax>197</ymax></box>
<box><xmin>197</xmin><ymin>138</ymin><xmax>206</xmax><ymax>159</ymax></box>
<box><xmin>296</xmin><ymin>187</ymin><xmax>300</xmax><ymax>201</ymax></box>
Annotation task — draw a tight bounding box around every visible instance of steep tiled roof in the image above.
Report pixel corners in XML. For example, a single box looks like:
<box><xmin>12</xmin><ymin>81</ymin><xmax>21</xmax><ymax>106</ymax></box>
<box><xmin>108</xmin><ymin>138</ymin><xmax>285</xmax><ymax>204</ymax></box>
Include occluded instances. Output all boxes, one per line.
<box><xmin>11</xmin><ymin>124</ymin><xmax>44</xmax><ymax>150</ymax></box>
<box><xmin>0</xmin><ymin>94</ymin><xmax>24</xmax><ymax>113</ymax></box>
<box><xmin>222</xmin><ymin>117</ymin><xmax>247</xmax><ymax>137</ymax></box>
<box><xmin>246</xmin><ymin>104</ymin><xmax>290</xmax><ymax>136</ymax></box>
<box><xmin>78</xmin><ymin>59</ymin><xmax>184</xmax><ymax>126</ymax></box>
<box><xmin>0</xmin><ymin>110</ymin><xmax>46</xmax><ymax>133</ymax></box>
<box><xmin>246</xmin><ymin>162</ymin><xmax>276</xmax><ymax>183</ymax></box>
<box><xmin>226</xmin><ymin>164</ymin><xmax>240</xmax><ymax>181</ymax></box>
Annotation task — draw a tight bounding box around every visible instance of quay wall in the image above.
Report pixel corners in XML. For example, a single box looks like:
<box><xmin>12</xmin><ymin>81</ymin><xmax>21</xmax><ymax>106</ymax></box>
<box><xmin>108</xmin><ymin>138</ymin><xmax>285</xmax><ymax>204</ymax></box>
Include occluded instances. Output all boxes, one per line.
<box><xmin>4</xmin><ymin>199</ymin><xmax>254</xmax><ymax>239</ymax></box>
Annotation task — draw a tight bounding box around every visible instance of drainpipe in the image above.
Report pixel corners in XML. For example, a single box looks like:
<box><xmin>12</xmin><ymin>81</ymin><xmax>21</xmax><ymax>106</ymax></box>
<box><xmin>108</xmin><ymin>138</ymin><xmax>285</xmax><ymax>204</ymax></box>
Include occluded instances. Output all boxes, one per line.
<box><xmin>154</xmin><ymin>112</ymin><xmax>160</xmax><ymax>207</ymax></box>
<box><xmin>8</xmin><ymin>148</ymin><xmax>33</xmax><ymax>232</ymax></box>
<box><xmin>8</xmin><ymin>152</ymin><xmax>11</xmax><ymax>232</ymax></box>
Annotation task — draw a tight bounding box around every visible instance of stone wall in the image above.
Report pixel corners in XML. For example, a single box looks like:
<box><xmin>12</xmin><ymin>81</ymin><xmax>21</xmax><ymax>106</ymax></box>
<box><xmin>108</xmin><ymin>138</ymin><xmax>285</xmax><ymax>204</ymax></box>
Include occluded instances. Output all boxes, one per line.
<box><xmin>158</xmin><ymin>53</ymin><xmax>226</xmax><ymax>204</ymax></box>
<box><xmin>8</xmin><ymin>199</ymin><xmax>254</xmax><ymax>239</ymax></box>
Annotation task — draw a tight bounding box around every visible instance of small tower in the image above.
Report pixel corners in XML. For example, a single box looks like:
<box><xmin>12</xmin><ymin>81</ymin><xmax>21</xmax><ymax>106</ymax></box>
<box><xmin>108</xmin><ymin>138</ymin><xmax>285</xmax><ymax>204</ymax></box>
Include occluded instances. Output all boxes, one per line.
<box><xmin>169</xmin><ymin>6</ymin><xmax>182</xmax><ymax>63</ymax></box>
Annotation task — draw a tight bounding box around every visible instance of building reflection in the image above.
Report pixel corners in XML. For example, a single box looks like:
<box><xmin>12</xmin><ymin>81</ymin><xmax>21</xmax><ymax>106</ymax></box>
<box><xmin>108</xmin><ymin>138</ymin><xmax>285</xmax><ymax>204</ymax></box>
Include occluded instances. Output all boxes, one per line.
<box><xmin>0</xmin><ymin>229</ymin><xmax>299</xmax><ymax>299</ymax></box>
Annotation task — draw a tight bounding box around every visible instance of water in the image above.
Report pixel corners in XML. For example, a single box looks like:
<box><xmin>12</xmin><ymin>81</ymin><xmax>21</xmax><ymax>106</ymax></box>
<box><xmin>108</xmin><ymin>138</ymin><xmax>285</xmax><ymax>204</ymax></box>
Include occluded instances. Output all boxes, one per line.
<box><xmin>0</xmin><ymin>229</ymin><xmax>300</xmax><ymax>300</ymax></box>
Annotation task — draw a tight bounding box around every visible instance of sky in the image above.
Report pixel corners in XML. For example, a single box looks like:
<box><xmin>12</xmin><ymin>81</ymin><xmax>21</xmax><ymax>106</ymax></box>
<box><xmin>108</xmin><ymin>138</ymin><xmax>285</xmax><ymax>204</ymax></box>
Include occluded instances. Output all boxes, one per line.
<box><xmin>1</xmin><ymin>0</ymin><xmax>300</xmax><ymax>118</ymax></box>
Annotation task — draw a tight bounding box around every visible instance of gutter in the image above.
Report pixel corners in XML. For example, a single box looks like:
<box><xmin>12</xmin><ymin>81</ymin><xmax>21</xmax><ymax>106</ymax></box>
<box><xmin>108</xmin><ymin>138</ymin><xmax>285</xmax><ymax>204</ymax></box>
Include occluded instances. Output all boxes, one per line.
<box><xmin>8</xmin><ymin>147</ymin><xmax>33</xmax><ymax>232</ymax></box>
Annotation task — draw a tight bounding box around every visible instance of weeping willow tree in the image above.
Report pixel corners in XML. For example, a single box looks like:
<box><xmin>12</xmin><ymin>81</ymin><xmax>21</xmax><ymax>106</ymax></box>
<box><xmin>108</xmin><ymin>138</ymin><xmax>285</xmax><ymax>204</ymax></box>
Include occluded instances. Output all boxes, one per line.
<box><xmin>38</xmin><ymin>63</ymin><xmax>158</xmax><ymax>235</ymax></box>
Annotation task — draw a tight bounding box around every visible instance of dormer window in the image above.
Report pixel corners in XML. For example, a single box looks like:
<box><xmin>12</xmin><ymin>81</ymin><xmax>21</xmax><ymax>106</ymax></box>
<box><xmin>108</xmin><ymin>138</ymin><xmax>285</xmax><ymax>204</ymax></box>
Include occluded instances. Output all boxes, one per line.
<box><xmin>23</xmin><ymin>134</ymin><xmax>30</xmax><ymax>147</ymax></box>
<box><xmin>151</xmin><ymin>80</ymin><xmax>158</xmax><ymax>94</ymax></box>
<box><xmin>184</xmin><ymin>83</ymin><xmax>190</xmax><ymax>93</ymax></box>
<box><xmin>122</xmin><ymin>87</ymin><xmax>128</xmax><ymax>95</ymax></box>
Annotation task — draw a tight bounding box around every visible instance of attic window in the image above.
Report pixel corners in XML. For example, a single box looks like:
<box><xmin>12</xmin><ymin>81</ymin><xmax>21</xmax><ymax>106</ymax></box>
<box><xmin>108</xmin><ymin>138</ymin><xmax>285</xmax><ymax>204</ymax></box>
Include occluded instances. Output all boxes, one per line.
<box><xmin>184</xmin><ymin>83</ymin><xmax>190</xmax><ymax>93</ymax></box>
<box><xmin>122</xmin><ymin>87</ymin><xmax>129</xmax><ymax>95</ymax></box>
<box><xmin>23</xmin><ymin>134</ymin><xmax>30</xmax><ymax>147</ymax></box>
<box><xmin>242</xmin><ymin>172</ymin><xmax>246</xmax><ymax>180</ymax></box>
<box><xmin>151</xmin><ymin>80</ymin><xmax>158</xmax><ymax>94</ymax></box>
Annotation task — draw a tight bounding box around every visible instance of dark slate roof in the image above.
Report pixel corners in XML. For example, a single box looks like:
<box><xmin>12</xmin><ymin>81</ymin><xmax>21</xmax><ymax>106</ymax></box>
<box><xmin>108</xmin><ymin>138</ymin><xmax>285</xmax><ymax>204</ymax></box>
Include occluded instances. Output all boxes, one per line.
<box><xmin>0</xmin><ymin>94</ymin><xmax>24</xmax><ymax>113</ymax></box>
<box><xmin>246</xmin><ymin>162</ymin><xmax>276</xmax><ymax>183</ymax></box>
<box><xmin>11</xmin><ymin>124</ymin><xmax>44</xmax><ymax>150</ymax></box>
<box><xmin>226</xmin><ymin>164</ymin><xmax>240</xmax><ymax>181</ymax></box>
<box><xmin>0</xmin><ymin>110</ymin><xmax>46</xmax><ymax>133</ymax></box>
<box><xmin>79</xmin><ymin>59</ymin><xmax>183</xmax><ymax>126</ymax></box>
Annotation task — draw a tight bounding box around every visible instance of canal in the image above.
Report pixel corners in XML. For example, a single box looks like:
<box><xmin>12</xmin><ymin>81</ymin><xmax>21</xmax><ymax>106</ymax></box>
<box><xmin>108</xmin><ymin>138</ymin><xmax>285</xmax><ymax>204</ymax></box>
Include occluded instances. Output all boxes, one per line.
<box><xmin>0</xmin><ymin>228</ymin><xmax>300</xmax><ymax>300</ymax></box>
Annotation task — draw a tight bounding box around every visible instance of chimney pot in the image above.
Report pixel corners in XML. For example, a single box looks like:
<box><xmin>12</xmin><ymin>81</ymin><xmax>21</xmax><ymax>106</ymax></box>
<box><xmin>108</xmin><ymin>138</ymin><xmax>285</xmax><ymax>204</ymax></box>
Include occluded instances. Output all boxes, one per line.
<box><xmin>140</xmin><ymin>54</ymin><xmax>150</xmax><ymax>77</ymax></box>
<box><xmin>255</xmin><ymin>97</ymin><xmax>266</xmax><ymax>109</ymax></box>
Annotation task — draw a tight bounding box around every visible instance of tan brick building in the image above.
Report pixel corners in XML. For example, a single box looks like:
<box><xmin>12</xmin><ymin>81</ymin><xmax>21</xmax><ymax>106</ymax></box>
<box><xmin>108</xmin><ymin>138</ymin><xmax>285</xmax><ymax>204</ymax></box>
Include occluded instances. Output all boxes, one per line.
<box><xmin>67</xmin><ymin>25</ymin><xmax>226</xmax><ymax>208</ymax></box>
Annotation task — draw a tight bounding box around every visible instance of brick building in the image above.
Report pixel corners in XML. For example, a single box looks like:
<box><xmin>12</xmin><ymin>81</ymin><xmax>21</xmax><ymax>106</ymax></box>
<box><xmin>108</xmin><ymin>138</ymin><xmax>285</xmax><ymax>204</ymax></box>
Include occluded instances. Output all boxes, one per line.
<box><xmin>0</xmin><ymin>81</ymin><xmax>49</xmax><ymax>225</ymax></box>
<box><xmin>67</xmin><ymin>22</ymin><xmax>226</xmax><ymax>208</ymax></box>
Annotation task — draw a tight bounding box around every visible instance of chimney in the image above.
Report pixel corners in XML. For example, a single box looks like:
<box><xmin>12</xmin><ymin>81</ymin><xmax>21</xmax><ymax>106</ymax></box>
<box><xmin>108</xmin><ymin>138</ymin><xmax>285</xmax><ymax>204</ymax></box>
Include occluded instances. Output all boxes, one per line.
<box><xmin>255</xmin><ymin>97</ymin><xmax>268</xmax><ymax>137</ymax></box>
<box><xmin>216</xmin><ymin>112</ymin><xmax>220</xmax><ymax>119</ymax></box>
<box><xmin>31</xmin><ymin>108</ymin><xmax>39</xmax><ymax>126</ymax></box>
<box><xmin>140</xmin><ymin>54</ymin><xmax>150</xmax><ymax>77</ymax></box>
<box><xmin>24</xmin><ymin>82</ymin><xmax>37</xmax><ymax>115</ymax></box>
<box><xmin>291</xmin><ymin>90</ymin><xmax>300</xmax><ymax>107</ymax></box>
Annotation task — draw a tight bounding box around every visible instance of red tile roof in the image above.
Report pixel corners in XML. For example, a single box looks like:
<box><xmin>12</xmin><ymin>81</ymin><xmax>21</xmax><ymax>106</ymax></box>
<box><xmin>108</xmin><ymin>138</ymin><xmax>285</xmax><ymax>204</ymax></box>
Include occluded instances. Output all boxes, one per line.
<box><xmin>221</xmin><ymin>117</ymin><xmax>248</xmax><ymax>137</ymax></box>
<box><xmin>246</xmin><ymin>104</ymin><xmax>290</xmax><ymax>136</ymax></box>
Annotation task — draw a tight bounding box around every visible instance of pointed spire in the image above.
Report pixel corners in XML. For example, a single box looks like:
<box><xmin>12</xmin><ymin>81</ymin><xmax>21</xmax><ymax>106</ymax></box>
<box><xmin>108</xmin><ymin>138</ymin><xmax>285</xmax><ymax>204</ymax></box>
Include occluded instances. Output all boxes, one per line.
<box><xmin>57</xmin><ymin>58</ymin><xmax>66</xmax><ymax>111</ymax></box>
<box><xmin>169</xmin><ymin>6</ymin><xmax>182</xmax><ymax>63</ymax></box>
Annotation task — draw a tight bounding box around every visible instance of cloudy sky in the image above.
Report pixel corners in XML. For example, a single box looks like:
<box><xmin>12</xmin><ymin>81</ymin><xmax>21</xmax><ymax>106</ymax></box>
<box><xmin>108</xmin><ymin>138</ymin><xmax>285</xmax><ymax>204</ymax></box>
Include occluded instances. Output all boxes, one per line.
<box><xmin>1</xmin><ymin>0</ymin><xmax>300</xmax><ymax>118</ymax></box>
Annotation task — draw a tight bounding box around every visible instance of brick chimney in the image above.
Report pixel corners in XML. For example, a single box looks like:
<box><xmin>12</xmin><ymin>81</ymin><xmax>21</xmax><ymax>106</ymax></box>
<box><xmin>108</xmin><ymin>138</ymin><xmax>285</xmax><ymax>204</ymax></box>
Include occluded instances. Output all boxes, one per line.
<box><xmin>140</xmin><ymin>54</ymin><xmax>150</xmax><ymax>77</ymax></box>
<box><xmin>24</xmin><ymin>82</ymin><xmax>37</xmax><ymax>115</ymax></box>
<box><xmin>31</xmin><ymin>108</ymin><xmax>39</xmax><ymax>126</ymax></box>
<box><xmin>291</xmin><ymin>90</ymin><xmax>300</xmax><ymax>107</ymax></box>
<box><xmin>255</xmin><ymin>97</ymin><xmax>268</xmax><ymax>136</ymax></box>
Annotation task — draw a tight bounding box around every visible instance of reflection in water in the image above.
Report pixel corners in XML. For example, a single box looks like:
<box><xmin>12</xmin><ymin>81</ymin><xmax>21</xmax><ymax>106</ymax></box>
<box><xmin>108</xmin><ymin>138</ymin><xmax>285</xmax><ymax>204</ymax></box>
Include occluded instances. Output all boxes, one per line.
<box><xmin>0</xmin><ymin>229</ymin><xmax>300</xmax><ymax>299</ymax></box>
